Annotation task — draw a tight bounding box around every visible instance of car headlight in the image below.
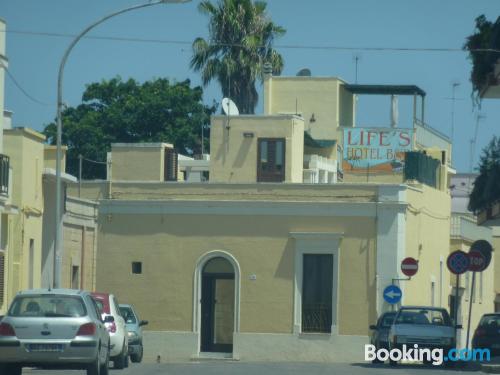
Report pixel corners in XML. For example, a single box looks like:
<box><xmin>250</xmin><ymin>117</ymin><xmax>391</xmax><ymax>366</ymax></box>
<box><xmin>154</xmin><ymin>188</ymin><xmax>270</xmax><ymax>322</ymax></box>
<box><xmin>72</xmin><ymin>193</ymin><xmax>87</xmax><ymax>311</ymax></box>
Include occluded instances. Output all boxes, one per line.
<box><xmin>441</xmin><ymin>337</ymin><xmax>453</xmax><ymax>346</ymax></box>
<box><xmin>127</xmin><ymin>331</ymin><xmax>138</xmax><ymax>339</ymax></box>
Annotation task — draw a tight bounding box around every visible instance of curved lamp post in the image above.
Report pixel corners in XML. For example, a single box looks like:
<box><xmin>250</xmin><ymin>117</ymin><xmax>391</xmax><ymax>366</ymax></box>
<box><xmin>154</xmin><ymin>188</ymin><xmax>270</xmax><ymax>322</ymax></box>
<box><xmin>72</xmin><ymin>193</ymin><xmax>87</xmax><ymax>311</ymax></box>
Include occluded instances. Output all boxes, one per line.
<box><xmin>54</xmin><ymin>0</ymin><xmax>190</xmax><ymax>288</ymax></box>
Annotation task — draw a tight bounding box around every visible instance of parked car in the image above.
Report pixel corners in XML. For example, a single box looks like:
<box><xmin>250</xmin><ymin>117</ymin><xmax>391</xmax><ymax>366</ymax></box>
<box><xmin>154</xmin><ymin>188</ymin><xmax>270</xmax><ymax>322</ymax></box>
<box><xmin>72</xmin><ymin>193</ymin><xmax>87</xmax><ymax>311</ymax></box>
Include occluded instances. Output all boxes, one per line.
<box><xmin>0</xmin><ymin>289</ymin><xmax>110</xmax><ymax>375</ymax></box>
<box><xmin>119</xmin><ymin>304</ymin><xmax>148</xmax><ymax>363</ymax></box>
<box><xmin>369</xmin><ymin>311</ymin><xmax>397</xmax><ymax>363</ymax></box>
<box><xmin>91</xmin><ymin>292</ymin><xmax>128</xmax><ymax>369</ymax></box>
<box><xmin>388</xmin><ymin>306</ymin><xmax>458</xmax><ymax>365</ymax></box>
<box><xmin>472</xmin><ymin>313</ymin><xmax>500</xmax><ymax>357</ymax></box>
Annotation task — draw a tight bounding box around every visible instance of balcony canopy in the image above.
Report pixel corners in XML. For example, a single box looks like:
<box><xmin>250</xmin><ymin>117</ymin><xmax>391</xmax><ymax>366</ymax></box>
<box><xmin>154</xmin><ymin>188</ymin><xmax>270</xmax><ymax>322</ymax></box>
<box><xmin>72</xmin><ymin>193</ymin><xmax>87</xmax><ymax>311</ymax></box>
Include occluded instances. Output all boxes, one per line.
<box><xmin>344</xmin><ymin>84</ymin><xmax>426</xmax><ymax>97</ymax></box>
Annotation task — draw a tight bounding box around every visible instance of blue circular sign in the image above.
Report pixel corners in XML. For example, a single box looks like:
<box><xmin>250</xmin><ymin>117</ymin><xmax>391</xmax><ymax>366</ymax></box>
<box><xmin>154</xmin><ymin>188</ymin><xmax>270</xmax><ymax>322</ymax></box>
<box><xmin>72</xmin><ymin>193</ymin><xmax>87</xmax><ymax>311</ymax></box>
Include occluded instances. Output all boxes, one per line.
<box><xmin>383</xmin><ymin>285</ymin><xmax>402</xmax><ymax>304</ymax></box>
<box><xmin>447</xmin><ymin>250</ymin><xmax>469</xmax><ymax>275</ymax></box>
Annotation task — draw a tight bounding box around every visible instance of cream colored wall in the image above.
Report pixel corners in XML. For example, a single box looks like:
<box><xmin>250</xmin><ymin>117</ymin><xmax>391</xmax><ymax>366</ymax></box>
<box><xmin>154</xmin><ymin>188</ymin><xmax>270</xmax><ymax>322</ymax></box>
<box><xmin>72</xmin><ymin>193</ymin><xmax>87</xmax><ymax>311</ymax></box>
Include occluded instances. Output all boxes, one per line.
<box><xmin>44</xmin><ymin>146</ymin><xmax>67</xmax><ymax>172</ymax></box>
<box><xmin>264</xmin><ymin>77</ymin><xmax>352</xmax><ymax>141</ymax></box>
<box><xmin>209</xmin><ymin>116</ymin><xmax>304</xmax><ymax>183</ymax></box>
<box><xmin>493</xmin><ymin>235</ymin><xmax>500</xmax><ymax>296</ymax></box>
<box><xmin>60</xmin><ymin>224</ymin><xmax>95</xmax><ymax>291</ymax></box>
<box><xmin>404</xmin><ymin>185</ymin><xmax>451</xmax><ymax>308</ymax></box>
<box><xmin>3</xmin><ymin>129</ymin><xmax>45</xmax><ymax>306</ymax></box>
<box><xmin>112</xmin><ymin>145</ymin><xmax>167</xmax><ymax>181</ymax></box>
<box><xmin>96</xmin><ymin>213</ymin><xmax>376</xmax><ymax>336</ymax></box>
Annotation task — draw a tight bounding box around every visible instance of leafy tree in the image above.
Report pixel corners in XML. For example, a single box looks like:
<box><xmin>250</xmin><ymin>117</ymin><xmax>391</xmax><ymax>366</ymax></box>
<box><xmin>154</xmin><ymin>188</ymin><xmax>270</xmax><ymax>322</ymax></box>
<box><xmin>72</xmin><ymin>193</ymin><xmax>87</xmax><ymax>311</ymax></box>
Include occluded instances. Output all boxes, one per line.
<box><xmin>191</xmin><ymin>0</ymin><xmax>285</xmax><ymax>114</ymax></box>
<box><xmin>43</xmin><ymin>77</ymin><xmax>215</xmax><ymax>179</ymax></box>
<box><xmin>469</xmin><ymin>136</ymin><xmax>500</xmax><ymax>213</ymax></box>
<box><xmin>463</xmin><ymin>15</ymin><xmax>500</xmax><ymax>104</ymax></box>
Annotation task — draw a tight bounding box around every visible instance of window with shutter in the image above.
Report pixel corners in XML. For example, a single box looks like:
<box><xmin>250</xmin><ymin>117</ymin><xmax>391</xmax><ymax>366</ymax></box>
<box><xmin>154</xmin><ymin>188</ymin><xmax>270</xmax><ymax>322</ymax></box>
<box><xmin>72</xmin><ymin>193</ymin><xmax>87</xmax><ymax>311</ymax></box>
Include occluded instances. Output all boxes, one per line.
<box><xmin>257</xmin><ymin>138</ymin><xmax>285</xmax><ymax>182</ymax></box>
<box><xmin>0</xmin><ymin>251</ymin><xmax>4</xmax><ymax>307</ymax></box>
<box><xmin>164</xmin><ymin>148</ymin><xmax>178</xmax><ymax>181</ymax></box>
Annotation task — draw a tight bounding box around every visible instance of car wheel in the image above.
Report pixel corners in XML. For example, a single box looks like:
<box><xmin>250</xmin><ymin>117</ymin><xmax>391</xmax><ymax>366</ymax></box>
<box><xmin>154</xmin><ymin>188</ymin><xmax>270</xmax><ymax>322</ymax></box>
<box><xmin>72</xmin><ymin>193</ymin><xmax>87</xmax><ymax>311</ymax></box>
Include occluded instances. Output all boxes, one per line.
<box><xmin>87</xmin><ymin>355</ymin><xmax>101</xmax><ymax>375</ymax></box>
<box><xmin>113</xmin><ymin>341</ymin><xmax>127</xmax><ymax>369</ymax></box>
<box><xmin>131</xmin><ymin>345</ymin><xmax>144</xmax><ymax>363</ymax></box>
<box><xmin>124</xmin><ymin>349</ymin><xmax>129</xmax><ymax>368</ymax></box>
<box><xmin>100</xmin><ymin>347</ymin><xmax>110</xmax><ymax>375</ymax></box>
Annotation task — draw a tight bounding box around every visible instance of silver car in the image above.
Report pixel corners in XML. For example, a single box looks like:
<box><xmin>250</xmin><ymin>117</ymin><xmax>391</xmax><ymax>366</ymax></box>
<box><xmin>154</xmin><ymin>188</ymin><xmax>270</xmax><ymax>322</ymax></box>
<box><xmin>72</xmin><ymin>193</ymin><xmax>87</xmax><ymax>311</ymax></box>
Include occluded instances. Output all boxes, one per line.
<box><xmin>0</xmin><ymin>289</ymin><xmax>110</xmax><ymax>375</ymax></box>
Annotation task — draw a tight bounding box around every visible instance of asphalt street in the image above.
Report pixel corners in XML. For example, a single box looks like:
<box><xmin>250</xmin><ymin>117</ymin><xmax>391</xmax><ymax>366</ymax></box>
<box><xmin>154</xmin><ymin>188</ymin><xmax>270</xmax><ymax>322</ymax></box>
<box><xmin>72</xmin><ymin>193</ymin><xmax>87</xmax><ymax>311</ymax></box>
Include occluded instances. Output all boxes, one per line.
<box><xmin>25</xmin><ymin>361</ymin><xmax>483</xmax><ymax>375</ymax></box>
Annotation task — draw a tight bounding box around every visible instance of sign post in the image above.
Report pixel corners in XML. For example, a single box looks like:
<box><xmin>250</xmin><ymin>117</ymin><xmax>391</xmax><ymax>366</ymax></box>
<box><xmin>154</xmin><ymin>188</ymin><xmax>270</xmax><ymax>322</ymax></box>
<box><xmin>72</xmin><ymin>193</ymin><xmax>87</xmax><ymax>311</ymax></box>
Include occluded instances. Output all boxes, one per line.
<box><xmin>447</xmin><ymin>250</ymin><xmax>469</xmax><ymax>345</ymax></box>
<box><xmin>465</xmin><ymin>250</ymin><xmax>487</xmax><ymax>350</ymax></box>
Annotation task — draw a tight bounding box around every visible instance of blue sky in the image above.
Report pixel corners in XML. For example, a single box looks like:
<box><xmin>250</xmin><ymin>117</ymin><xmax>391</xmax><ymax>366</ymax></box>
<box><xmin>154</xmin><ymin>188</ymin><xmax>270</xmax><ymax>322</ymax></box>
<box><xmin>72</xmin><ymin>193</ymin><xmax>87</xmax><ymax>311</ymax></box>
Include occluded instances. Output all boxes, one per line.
<box><xmin>1</xmin><ymin>0</ymin><xmax>499</xmax><ymax>173</ymax></box>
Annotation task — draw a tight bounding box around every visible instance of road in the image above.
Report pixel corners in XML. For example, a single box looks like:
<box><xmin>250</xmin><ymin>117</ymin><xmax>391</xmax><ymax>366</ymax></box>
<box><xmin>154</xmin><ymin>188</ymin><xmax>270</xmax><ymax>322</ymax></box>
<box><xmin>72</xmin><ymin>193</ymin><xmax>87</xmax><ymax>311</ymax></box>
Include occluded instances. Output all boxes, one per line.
<box><xmin>26</xmin><ymin>361</ymin><xmax>481</xmax><ymax>375</ymax></box>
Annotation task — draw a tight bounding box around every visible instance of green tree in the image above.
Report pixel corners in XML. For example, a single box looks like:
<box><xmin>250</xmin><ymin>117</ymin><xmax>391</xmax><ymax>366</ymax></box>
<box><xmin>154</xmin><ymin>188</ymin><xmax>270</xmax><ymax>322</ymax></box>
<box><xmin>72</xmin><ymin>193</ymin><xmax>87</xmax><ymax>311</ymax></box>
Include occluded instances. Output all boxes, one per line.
<box><xmin>191</xmin><ymin>0</ymin><xmax>285</xmax><ymax>114</ymax></box>
<box><xmin>469</xmin><ymin>136</ymin><xmax>500</xmax><ymax>213</ymax></box>
<box><xmin>43</xmin><ymin>77</ymin><xmax>215</xmax><ymax>179</ymax></box>
<box><xmin>463</xmin><ymin>15</ymin><xmax>500</xmax><ymax>104</ymax></box>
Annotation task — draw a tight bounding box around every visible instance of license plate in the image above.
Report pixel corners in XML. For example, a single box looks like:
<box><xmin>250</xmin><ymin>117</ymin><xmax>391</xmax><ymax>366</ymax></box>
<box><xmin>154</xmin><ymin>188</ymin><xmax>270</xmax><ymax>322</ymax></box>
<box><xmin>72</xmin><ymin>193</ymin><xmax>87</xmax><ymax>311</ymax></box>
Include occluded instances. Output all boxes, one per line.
<box><xmin>26</xmin><ymin>343</ymin><xmax>64</xmax><ymax>352</ymax></box>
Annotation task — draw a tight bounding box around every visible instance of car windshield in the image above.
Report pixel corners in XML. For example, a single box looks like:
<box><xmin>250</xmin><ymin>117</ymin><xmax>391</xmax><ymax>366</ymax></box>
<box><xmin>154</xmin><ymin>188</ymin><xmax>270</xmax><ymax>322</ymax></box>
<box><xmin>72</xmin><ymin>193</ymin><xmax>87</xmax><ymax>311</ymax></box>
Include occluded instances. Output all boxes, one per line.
<box><xmin>8</xmin><ymin>295</ymin><xmax>87</xmax><ymax>318</ymax></box>
<box><xmin>380</xmin><ymin>313</ymin><xmax>396</xmax><ymax>327</ymax></box>
<box><xmin>478</xmin><ymin>315</ymin><xmax>500</xmax><ymax>329</ymax></box>
<box><xmin>119</xmin><ymin>306</ymin><xmax>137</xmax><ymax>324</ymax></box>
<box><xmin>396</xmin><ymin>308</ymin><xmax>451</xmax><ymax>326</ymax></box>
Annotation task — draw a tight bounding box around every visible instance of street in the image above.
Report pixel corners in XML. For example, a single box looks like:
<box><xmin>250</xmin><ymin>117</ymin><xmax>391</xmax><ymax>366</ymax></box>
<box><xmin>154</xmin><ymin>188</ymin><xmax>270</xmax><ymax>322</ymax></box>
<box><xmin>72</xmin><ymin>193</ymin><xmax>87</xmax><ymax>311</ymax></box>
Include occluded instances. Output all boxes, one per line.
<box><xmin>25</xmin><ymin>361</ymin><xmax>481</xmax><ymax>375</ymax></box>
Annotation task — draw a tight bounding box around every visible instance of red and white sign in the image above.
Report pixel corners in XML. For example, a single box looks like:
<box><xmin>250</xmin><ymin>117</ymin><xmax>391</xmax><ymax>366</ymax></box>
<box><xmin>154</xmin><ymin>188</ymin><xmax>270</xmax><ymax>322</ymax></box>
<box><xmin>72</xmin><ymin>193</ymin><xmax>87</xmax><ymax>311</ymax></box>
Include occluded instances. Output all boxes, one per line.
<box><xmin>401</xmin><ymin>257</ymin><xmax>419</xmax><ymax>277</ymax></box>
<box><xmin>468</xmin><ymin>250</ymin><xmax>486</xmax><ymax>272</ymax></box>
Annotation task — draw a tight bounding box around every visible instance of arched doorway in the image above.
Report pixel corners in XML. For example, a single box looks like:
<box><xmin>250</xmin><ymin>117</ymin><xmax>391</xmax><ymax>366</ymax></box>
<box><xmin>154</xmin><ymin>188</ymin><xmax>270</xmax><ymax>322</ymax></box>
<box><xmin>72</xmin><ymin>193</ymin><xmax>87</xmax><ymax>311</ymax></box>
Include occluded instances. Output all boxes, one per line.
<box><xmin>200</xmin><ymin>256</ymin><xmax>235</xmax><ymax>353</ymax></box>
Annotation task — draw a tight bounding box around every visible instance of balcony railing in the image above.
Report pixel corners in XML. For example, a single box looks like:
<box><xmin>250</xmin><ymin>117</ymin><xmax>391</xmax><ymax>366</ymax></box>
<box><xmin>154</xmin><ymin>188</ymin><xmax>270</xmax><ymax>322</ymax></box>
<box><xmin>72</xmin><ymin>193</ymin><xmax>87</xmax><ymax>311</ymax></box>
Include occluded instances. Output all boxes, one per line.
<box><xmin>0</xmin><ymin>154</ymin><xmax>9</xmax><ymax>196</ymax></box>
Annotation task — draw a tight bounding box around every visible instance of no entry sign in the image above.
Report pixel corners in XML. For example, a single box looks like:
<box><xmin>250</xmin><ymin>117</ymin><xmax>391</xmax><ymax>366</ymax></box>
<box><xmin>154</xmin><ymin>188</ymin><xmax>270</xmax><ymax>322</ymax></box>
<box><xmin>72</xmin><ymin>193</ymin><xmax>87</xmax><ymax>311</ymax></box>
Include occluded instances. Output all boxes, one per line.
<box><xmin>447</xmin><ymin>250</ymin><xmax>469</xmax><ymax>275</ymax></box>
<box><xmin>401</xmin><ymin>257</ymin><xmax>418</xmax><ymax>277</ymax></box>
<box><xmin>468</xmin><ymin>250</ymin><xmax>486</xmax><ymax>272</ymax></box>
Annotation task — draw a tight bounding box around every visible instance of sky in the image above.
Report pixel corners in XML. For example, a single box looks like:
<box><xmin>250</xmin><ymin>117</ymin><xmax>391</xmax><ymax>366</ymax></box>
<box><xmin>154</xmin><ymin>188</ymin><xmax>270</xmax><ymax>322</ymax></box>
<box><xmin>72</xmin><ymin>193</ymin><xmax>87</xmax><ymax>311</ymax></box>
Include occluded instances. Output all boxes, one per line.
<box><xmin>1</xmin><ymin>0</ymin><xmax>499</xmax><ymax>173</ymax></box>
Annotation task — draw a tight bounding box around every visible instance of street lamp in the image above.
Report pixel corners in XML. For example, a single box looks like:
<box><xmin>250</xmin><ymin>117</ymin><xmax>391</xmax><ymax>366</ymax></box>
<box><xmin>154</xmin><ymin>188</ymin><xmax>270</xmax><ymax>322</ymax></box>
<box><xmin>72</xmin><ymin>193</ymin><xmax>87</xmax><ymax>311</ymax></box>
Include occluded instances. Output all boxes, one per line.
<box><xmin>54</xmin><ymin>0</ymin><xmax>190</xmax><ymax>288</ymax></box>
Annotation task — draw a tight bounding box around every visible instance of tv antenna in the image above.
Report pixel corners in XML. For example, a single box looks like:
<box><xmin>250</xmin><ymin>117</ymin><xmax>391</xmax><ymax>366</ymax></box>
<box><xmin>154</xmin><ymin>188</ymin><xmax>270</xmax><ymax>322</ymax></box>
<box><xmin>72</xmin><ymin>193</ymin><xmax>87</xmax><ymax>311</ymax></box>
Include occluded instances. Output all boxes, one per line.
<box><xmin>352</xmin><ymin>53</ymin><xmax>362</xmax><ymax>83</ymax></box>
<box><xmin>469</xmin><ymin>113</ymin><xmax>486</xmax><ymax>172</ymax></box>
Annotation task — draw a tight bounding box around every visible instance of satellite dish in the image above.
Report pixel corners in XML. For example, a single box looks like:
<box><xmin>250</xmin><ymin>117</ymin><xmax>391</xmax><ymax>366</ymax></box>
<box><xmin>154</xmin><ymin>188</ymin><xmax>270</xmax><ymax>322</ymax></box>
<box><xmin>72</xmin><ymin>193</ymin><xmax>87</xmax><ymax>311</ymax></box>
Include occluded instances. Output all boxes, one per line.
<box><xmin>296</xmin><ymin>68</ymin><xmax>311</xmax><ymax>77</ymax></box>
<box><xmin>222</xmin><ymin>98</ymin><xmax>239</xmax><ymax>116</ymax></box>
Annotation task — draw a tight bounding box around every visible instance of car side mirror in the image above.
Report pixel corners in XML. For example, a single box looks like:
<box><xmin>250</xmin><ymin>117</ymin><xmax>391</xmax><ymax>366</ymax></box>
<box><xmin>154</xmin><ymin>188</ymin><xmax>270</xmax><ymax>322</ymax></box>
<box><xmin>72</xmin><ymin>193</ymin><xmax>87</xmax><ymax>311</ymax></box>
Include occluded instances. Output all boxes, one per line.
<box><xmin>456</xmin><ymin>324</ymin><xmax>463</xmax><ymax>329</ymax></box>
<box><xmin>104</xmin><ymin>315</ymin><xmax>115</xmax><ymax>323</ymax></box>
<box><xmin>139</xmin><ymin>320</ymin><xmax>149</xmax><ymax>327</ymax></box>
<box><xmin>369</xmin><ymin>324</ymin><xmax>377</xmax><ymax>330</ymax></box>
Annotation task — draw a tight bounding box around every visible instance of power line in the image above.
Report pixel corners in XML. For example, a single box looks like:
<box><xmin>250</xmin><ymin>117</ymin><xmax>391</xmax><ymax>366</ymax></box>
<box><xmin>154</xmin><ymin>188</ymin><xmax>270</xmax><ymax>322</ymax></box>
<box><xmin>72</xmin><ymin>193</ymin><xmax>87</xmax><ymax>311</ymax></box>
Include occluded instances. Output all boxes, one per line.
<box><xmin>0</xmin><ymin>61</ymin><xmax>50</xmax><ymax>106</ymax></box>
<box><xmin>4</xmin><ymin>29</ymin><xmax>500</xmax><ymax>53</ymax></box>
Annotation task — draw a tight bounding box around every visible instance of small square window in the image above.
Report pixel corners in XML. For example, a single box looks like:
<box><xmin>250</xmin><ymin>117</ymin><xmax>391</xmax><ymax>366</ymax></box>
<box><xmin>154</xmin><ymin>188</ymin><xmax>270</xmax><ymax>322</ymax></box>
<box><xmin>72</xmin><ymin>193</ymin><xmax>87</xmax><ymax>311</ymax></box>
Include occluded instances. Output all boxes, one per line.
<box><xmin>132</xmin><ymin>262</ymin><xmax>142</xmax><ymax>274</ymax></box>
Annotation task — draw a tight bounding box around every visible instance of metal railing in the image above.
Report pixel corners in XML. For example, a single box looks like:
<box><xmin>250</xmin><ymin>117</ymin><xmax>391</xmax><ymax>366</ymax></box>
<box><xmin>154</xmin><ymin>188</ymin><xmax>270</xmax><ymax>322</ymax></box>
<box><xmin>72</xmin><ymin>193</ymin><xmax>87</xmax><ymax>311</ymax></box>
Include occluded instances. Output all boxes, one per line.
<box><xmin>0</xmin><ymin>154</ymin><xmax>9</xmax><ymax>196</ymax></box>
<box><xmin>302</xmin><ymin>304</ymin><xmax>332</xmax><ymax>333</ymax></box>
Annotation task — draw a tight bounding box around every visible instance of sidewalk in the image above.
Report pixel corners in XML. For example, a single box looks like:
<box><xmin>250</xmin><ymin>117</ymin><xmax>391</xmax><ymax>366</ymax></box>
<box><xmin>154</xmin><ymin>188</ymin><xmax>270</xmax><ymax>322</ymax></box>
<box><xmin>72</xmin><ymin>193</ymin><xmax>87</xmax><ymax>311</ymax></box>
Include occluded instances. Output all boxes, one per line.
<box><xmin>481</xmin><ymin>356</ymin><xmax>500</xmax><ymax>374</ymax></box>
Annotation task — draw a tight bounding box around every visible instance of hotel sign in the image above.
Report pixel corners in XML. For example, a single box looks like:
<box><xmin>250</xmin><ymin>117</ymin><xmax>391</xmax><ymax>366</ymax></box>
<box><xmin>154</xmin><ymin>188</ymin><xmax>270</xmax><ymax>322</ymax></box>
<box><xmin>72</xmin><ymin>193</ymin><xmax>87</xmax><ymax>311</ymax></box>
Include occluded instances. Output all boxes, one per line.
<box><xmin>343</xmin><ymin>128</ymin><xmax>413</xmax><ymax>172</ymax></box>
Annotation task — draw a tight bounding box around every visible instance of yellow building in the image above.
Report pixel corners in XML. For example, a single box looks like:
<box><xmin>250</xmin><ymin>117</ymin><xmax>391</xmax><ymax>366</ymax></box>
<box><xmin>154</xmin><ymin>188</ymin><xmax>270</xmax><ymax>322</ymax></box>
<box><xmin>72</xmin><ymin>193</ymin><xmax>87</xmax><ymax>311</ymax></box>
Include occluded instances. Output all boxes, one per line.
<box><xmin>63</xmin><ymin>72</ymin><xmax>462</xmax><ymax>362</ymax></box>
<box><xmin>72</xmin><ymin>141</ymin><xmax>452</xmax><ymax>363</ymax></box>
<box><xmin>0</xmin><ymin>18</ymin><xmax>18</xmax><ymax>314</ymax></box>
<box><xmin>3</xmin><ymin>128</ymin><xmax>45</xmax><ymax>307</ymax></box>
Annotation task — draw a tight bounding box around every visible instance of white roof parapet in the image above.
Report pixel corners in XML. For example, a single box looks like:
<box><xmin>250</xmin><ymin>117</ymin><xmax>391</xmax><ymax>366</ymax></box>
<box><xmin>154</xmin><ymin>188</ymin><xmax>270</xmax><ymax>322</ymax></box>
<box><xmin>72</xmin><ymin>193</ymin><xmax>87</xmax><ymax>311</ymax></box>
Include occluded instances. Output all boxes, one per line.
<box><xmin>111</xmin><ymin>142</ymin><xmax>174</xmax><ymax>148</ymax></box>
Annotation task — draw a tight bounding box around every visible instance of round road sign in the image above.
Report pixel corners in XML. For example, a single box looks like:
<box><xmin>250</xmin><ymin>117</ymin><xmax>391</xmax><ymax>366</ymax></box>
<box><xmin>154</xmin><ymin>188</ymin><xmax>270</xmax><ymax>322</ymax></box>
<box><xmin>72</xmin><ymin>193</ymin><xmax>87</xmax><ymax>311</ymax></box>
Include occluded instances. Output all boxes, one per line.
<box><xmin>401</xmin><ymin>257</ymin><xmax>418</xmax><ymax>277</ymax></box>
<box><xmin>470</xmin><ymin>240</ymin><xmax>493</xmax><ymax>270</ymax></box>
<box><xmin>447</xmin><ymin>250</ymin><xmax>469</xmax><ymax>275</ymax></box>
<box><xmin>468</xmin><ymin>250</ymin><xmax>486</xmax><ymax>272</ymax></box>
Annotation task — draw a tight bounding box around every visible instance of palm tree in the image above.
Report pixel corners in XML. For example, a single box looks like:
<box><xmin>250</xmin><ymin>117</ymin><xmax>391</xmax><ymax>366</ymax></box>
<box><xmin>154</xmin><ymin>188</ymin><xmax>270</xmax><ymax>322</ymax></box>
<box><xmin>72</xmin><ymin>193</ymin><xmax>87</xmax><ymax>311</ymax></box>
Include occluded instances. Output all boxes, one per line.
<box><xmin>191</xmin><ymin>0</ymin><xmax>285</xmax><ymax>114</ymax></box>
